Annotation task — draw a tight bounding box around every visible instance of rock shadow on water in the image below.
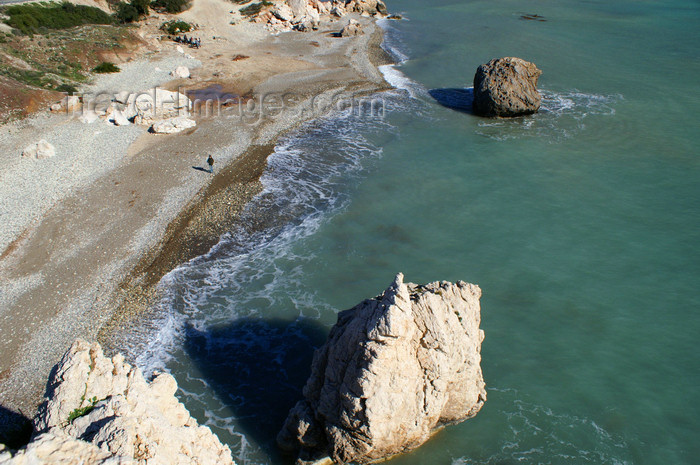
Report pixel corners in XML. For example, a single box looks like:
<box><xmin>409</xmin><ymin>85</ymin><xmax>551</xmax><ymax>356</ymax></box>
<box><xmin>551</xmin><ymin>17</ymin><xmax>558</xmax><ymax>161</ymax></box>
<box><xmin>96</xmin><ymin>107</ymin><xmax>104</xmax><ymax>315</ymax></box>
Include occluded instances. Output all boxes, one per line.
<box><xmin>183</xmin><ymin>317</ymin><xmax>329</xmax><ymax>461</ymax></box>
<box><xmin>428</xmin><ymin>88</ymin><xmax>475</xmax><ymax>114</ymax></box>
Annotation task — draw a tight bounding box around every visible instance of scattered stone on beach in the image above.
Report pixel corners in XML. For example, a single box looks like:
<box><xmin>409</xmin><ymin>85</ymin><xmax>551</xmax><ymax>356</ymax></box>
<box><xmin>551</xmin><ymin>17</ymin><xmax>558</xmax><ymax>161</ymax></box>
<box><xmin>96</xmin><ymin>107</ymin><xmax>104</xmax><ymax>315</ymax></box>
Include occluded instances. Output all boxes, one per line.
<box><xmin>340</xmin><ymin>19</ymin><xmax>363</xmax><ymax>37</ymax></box>
<box><xmin>3</xmin><ymin>340</ymin><xmax>234</xmax><ymax>465</ymax></box>
<box><xmin>472</xmin><ymin>57</ymin><xmax>542</xmax><ymax>117</ymax></box>
<box><xmin>79</xmin><ymin>112</ymin><xmax>100</xmax><ymax>124</ymax></box>
<box><xmin>133</xmin><ymin>88</ymin><xmax>192</xmax><ymax>126</ymax></box>
<box><xmin>278</xmin><ymin>273</ymin><xmax>486</xmax><ymax>464</ymax></box>
<box><xmin>111</xmin><ymin>109</ymin><xmax>131</xmax><ymax>126</ymax></box>
<box><xmin>151</xmin><ymin>116</ymin><xmax>197</xmax><ymax>134</ymax></box>
<box><xmin>171</xmin><ymin>65</ymin><xmax>191</xmax><ymax>79</ymax></box>
<box><xmin>176</xmin><ymin>45</ymin><xmax>185</xmax><ymax>54</ymax></box>
<box><xmin>21</xmin><ymin>140</ymin><xmax>55</xmax><ymax>159</ymax></box>
<box><xmin>49</xmin><ymin>95</ymin><xmax>81</xmax><ymax>113</ymax></box>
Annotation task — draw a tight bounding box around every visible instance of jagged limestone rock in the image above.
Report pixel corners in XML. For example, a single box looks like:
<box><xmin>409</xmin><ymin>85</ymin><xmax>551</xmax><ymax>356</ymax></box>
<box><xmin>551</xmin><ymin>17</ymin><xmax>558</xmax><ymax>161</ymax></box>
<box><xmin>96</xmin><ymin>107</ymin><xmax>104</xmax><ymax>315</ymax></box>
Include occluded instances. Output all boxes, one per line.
<box><xmin>17</xmin><ymin>340</ymin><xmax>234</xmax><ymax>465</ymax></box>
<box><xmin>472</xmin><ymin>57</ymin><xmax>542</xmax><ymax>117</ymax></box>
<box><xmin>278</xmin><ymin>273</ymin><xmax>486</xmax><ymax>464</ymax></box>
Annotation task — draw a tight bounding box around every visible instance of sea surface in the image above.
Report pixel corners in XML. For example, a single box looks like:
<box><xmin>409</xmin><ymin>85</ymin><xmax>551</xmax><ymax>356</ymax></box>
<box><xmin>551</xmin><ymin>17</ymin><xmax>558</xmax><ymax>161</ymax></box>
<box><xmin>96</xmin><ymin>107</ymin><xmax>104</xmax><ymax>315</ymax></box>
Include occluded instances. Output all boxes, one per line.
<box><xmin>120</xmin><ymin>1</ymin><xmax>700</xmax><ymax>464</ymax></box>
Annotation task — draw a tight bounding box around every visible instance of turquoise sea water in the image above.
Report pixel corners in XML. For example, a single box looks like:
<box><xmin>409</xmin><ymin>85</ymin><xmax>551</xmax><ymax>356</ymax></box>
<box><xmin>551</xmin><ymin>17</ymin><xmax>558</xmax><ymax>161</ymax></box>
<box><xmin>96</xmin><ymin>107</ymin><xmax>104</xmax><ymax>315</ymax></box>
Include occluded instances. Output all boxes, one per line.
<box><xmin>122</xmin><ymin>1</ymin><xmax>700</xmax><ymax>464</ymax></box>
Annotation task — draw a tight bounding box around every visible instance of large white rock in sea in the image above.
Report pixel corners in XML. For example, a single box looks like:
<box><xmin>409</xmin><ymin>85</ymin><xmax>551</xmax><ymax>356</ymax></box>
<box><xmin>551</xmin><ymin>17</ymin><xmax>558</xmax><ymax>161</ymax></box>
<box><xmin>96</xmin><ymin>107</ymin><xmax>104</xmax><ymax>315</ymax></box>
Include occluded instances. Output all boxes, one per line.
<box><xmin>278</xmin><ymin>273</ymin><xmax>486</xmax><ymax>464</ymax></box>
<box><xmin>472</xmin><ymin>57</ymin><xmax>542</xmax><ymax>117</ymax></box>
<box><xmin>0</xmin><ymin>340</ymin><xmax>233</xmax><ymax>465</ymax></box>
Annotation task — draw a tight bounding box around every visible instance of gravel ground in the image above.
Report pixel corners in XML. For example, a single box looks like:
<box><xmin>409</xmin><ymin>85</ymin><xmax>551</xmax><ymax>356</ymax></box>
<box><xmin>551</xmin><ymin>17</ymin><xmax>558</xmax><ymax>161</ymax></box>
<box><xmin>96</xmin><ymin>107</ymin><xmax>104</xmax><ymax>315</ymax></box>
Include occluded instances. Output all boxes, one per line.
<box><xmin>0</xmin><ymin>52</ymin><xmax>201</xmax><ymax>255</ymax></box>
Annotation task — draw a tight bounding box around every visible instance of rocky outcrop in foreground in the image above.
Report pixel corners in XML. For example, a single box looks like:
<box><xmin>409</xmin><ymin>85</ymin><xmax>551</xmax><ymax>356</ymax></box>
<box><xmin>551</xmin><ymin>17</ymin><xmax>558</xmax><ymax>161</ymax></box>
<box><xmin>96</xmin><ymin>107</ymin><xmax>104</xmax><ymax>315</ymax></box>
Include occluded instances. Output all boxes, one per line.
<box><xmin>278</xmin><ymin>273</ymin><xmax>486</xmax><ymax>464</ymax></box>
<box><xmin>0</xmin><ymin>340</ymin><xmax>233</xmax><ymax>465</ymax></box>
<box><xmin>473</xmin><ymin>57</ymin><xmax>542</xmax><ymax>117</ymax></box>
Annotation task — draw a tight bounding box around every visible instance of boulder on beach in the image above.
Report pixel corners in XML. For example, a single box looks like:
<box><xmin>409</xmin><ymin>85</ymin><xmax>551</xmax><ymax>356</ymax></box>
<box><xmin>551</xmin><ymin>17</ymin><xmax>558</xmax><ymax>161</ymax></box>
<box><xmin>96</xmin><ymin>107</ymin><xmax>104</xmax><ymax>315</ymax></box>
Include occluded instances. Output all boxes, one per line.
<box><xmin>0</xmin><ymin>340</ymin><xmax>234</xmax><ymax>465</ymax></box>
<box><xmin>340</xmin><ymin>19</ymin><xmax>363</xmax><ymax>37</ymax></box>
<box><xmin>132</xmin><ymin>88</ymin><xmax>191</xmax><ymax>126</ymax></box>
<box><xmin>50</xmin><ymin>95</ymin><xmax>81</xmax><ymax>113</ymax></box>
<box><xmin>21</xmin><ymin>140</ymin><xmax>55</xmax><ymax>159</ymax></box>
<box><xmin>151</xmin><ymin>116</ymin><xmax>196</xmax><ymax>134</ymax></box>
<box><xmin>171</xmin><ymin>65</ymin><xmax>191</xmax><ymax>79</ymax></box>
<box><xmin>278</xmin><ymin>273</ymin><xmax>486</xmax><ymax>464</ymax></box>
<box><xmin>472</xmin><ymin>57</ymin><xmax>542</xmax><ymax>117</ymax></box>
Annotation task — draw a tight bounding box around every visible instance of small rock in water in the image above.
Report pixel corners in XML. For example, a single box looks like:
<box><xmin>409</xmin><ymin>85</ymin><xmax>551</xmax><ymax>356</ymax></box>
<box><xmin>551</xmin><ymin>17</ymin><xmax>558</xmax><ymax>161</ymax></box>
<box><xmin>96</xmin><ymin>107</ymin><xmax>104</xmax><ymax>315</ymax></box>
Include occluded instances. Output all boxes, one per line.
<box><xmin>472</xmin><ymin>57</ymin><xmax>542</xmax><ymax>117</ymax></box>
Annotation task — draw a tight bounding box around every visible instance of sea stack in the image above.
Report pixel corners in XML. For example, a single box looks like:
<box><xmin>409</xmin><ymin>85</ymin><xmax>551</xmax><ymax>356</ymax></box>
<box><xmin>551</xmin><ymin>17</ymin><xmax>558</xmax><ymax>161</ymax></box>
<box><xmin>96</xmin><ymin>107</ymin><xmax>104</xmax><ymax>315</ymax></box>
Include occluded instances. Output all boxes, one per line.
<box><xmin>278</xmin><ymin>273</ymin><xmax>486</xmax><ymax>464</ymax></box>
<box><xmin>472</xmin><ymin>57</ymin><xmax>542</xmax><ymax>117</ymax></box>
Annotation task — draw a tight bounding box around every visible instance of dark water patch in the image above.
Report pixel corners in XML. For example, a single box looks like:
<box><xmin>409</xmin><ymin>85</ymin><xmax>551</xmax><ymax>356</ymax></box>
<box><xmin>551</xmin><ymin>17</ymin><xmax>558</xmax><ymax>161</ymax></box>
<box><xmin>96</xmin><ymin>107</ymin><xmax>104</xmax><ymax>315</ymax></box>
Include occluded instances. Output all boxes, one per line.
<box><xmin>184</xmin><ymin>317</ymin><xmax>329</xmax><ymax>461</ymax></box>
<box><xmin>186</xmin><ymin>85</ymin><xmax>243</xmax><ymax>105</ymax></box>
<box><xmin>428</xmin><ymin>88</ymin><xmax>475</xmax><ymax>114</ymax></box>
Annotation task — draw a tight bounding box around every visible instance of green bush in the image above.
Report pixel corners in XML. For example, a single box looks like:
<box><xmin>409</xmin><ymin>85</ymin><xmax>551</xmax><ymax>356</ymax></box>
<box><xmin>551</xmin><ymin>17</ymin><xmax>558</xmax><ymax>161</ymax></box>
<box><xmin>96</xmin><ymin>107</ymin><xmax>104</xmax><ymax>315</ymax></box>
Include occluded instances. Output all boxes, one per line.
<box><xmin>160</xmin><ymin>19</ymin><xmax>191</xmax><ymax>35</ymax></box>
<box><xmin>67</xmin><ymin>397</ymin><xmax>99</xmax><ymax>423</ymax></box>
<box><xmin>150</xmin><ymin>0</ymin><xmax>191</xmax><ymax>14</ymax></box>
<box><xmin>239</xmin><ymin>1</ymin><xmax>272</xmax><ymax>17</ymax></box>
<box><xmin>1</xmin><ymin>2</ymin><xmax>114</xmax><ymax>35</ymax></box>
<box><xmin>92</xmin><ymin>62</ymin><xmax>120</xmax><ymax>73</ymax></box>
<box><xmin>131</xmin><ymin>0</ymin><xmax>150</xmax><ymax>15</ymax></box>
<box><xmin>115</xmin><ymin>2</ymin><xmax>140</xmax><ymax>23</ymax></box>
<box><xmin>56</xmin><ymin>83</ymin><xmax>79</xmax><ymax>94</ymax></box>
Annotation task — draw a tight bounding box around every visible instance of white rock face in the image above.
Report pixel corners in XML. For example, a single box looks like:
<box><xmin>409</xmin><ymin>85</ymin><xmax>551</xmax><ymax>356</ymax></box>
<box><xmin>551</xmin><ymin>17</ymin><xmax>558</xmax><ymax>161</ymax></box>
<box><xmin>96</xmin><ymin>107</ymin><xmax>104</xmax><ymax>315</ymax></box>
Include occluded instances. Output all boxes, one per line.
<box><xmin>151</xmin><ymin>116</ymin><xmax>196</xmax><ymax>134</ymax></box>
<box><xmin>0</xmin><ymin>340</ymin><xmax>235</xmax><ymax>465</ymax></box>
<box><xmin>21</xmin><ymin>140</ymin><xmax>55</xmax><ymax>159</ymax></box>
<box><xmin>0</xmin><ymin>432</ymin><xmax>131</xmax><ymax>465</ymax></box>
<box><xmin>278</xmin><ymin>273</ymin><xmax>486</xmax><ymax>464</ymax></box>
<box><xmin>171</xmin><ymin>66</ymin><xmax>190</xmax><ymax>79</ymax></box>
<box><xmin>255</xmin><ymin>0</ymin><xmax>387</xmax><ymax>33</ymax></box>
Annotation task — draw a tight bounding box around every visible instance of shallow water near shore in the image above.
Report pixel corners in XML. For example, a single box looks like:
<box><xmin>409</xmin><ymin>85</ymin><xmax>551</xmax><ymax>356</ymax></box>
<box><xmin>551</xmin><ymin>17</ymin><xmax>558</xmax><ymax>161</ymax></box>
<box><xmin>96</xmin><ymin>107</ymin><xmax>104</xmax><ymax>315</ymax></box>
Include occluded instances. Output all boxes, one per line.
<box><xmin>121</xmin><ymin>1</ymin><xmax>699</xmax><ymax>464</ymax></box>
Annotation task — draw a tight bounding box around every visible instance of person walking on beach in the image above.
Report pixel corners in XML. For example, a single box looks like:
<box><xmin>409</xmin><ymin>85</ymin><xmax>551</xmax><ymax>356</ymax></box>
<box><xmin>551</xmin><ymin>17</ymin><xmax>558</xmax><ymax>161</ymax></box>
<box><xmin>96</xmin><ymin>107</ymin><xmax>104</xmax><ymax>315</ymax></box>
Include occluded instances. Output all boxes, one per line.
<box><xmin>207</xmin><ymin>155</ymin><xmax>214</xmax><ymax>173</ymax></box>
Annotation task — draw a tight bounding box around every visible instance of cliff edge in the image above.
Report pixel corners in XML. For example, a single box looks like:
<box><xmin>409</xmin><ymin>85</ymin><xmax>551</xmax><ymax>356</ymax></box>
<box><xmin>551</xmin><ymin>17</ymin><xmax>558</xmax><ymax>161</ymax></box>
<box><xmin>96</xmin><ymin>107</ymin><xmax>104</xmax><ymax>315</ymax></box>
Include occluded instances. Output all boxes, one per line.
<box><xmin>0</xmin><ymin>340</ymin><xmax>233</xmax><ymax>464</ymax></box>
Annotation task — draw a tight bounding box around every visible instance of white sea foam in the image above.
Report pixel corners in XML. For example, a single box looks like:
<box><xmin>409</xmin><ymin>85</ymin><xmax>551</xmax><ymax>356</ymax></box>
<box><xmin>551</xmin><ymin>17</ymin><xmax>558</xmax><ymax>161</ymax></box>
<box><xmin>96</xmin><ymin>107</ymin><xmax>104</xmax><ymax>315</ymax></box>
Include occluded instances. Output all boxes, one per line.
<box><xmin>475</xmin><ymin>90</ymin><xmax>622</xmax><ymax>142</ymax></box>
<box><xmin>450</xmin><ymin>387</ymin><xmax>633</xmax><ymax>465</ymax></box>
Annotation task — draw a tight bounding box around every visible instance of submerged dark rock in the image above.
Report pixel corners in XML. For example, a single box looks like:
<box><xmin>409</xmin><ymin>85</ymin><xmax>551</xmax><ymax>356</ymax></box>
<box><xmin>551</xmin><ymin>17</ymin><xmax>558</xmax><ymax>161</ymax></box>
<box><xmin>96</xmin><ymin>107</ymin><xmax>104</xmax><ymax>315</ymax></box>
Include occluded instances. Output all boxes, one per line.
<box><xmin>472</xmin><ymin>57</ymin><xmax>542</xmax><ymax>117</ymax></box>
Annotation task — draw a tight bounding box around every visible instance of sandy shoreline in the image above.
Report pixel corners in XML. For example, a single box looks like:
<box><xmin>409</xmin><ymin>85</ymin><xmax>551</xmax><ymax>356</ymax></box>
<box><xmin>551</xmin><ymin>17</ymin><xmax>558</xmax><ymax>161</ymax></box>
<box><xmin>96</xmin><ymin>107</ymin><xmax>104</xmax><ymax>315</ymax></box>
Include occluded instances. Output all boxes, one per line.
<box><xmin>0</xmin><ymin>2</ymin><xmax>394</xmax><ymax>443</ymax></box>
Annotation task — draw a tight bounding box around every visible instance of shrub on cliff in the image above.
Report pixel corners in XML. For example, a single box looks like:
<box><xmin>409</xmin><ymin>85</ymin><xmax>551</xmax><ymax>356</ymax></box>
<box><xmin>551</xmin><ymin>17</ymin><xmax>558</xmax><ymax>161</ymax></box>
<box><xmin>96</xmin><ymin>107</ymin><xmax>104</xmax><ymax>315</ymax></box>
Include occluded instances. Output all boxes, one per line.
<box><xmin>239</xmin><ymin>1</ymin><xmax>272</xmax><ymax>17</ymax></box>
<box><xmin>114</xmin><ymin>0</ymin><xmax>152</xmax><ymax>23</ymax></box>
<box><xmin>160</xmin><ymin>19</ymin><xmax>191</xmax><ymax>35</ymax></box>
<box><xmin>1</xmin><ymin>2</ymin><xmax>114</xmax><ymax>35</ymax></box>
<box><xmin>92</xmin><ymin>62</ymin><xmax>120</xmax><ymax>73</ymax></box>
